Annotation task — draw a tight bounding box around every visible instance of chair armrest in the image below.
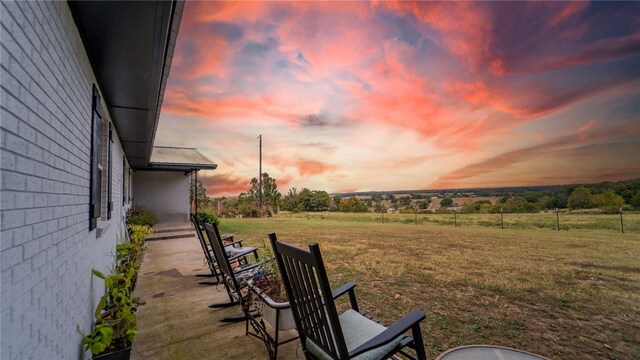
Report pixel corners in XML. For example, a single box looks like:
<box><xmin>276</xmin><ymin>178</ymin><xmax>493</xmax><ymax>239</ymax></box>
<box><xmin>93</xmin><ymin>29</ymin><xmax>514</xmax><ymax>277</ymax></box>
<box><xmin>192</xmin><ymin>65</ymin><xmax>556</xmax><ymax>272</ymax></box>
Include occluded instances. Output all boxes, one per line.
<box><xmin>224</xmin><ymin>239</ymin><xmax>244</xmax><ymax>248</ymax></box>
<box><xmin>228</xmin><ymin>248</ymin><xmax>258</xmax><ymax>261</ymax></box>
<box><xmin>231</xmin><ymin>257</ymin><xmax>275</xmax><ymax>275</ymax></box>
<box><xmin>348</xmin><ymin>309</ymin><xmax>426</xmax><ymax>358</ymax></box>
<box><xmin>332</xmin><ymin>282</ymin><xmax>358</xmax><ymax>311</ymax></box>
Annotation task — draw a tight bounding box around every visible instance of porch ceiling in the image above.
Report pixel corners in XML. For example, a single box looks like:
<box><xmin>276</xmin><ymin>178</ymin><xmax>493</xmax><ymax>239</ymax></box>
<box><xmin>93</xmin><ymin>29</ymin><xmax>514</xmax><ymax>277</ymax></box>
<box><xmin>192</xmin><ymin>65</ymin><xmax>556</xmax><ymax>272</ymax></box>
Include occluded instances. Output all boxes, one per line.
<box><xmin>69</xmin><ymin>0</ymin><xmax>183</xmax><ymax>169</ymax></box>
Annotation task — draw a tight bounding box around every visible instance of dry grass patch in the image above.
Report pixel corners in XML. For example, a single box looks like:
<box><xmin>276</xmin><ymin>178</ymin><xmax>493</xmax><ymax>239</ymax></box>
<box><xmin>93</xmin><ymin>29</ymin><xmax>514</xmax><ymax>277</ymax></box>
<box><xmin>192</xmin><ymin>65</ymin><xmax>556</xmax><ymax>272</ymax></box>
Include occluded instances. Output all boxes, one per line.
<box><xmin>221</xmin><ymin>218</ymin><xmax>640</xmax><ymax>359</ymax></box>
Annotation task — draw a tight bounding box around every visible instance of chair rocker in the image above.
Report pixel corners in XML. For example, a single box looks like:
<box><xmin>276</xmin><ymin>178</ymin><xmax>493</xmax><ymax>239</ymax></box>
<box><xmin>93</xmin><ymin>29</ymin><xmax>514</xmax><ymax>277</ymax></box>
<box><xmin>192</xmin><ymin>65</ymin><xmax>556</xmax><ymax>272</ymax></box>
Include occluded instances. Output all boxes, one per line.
<box><xmin>269</xmin><ymin>233</ymin><xmax>427</xmax><ymax>360</ymax></box>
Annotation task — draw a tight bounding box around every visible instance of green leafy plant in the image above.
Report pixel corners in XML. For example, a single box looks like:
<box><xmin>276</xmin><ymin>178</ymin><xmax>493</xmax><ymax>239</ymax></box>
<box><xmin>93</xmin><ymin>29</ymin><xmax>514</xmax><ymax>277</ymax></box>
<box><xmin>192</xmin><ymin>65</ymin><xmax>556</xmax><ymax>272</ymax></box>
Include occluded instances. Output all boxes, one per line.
<box><xmin>194</xmin><ymin>211</ymin><xmax>220</xmax><ymax>227</ymax></box>
<box><xmin>81</xmin><ymin>323</ymin><xmax>114</xmax><ymax>356</ymax></box>
<box><xmin>82</xmin><ymin>222</ymin><xmax>151</xmax><ymax>357</ymax></box>
<box><xmin>126</xmin><ymin>205</ymin><xmax>157</xmax><ymax>226</ymax></box>
<box><xmin>128</xmin><ymin>224</ymin><xmax>153</xmax><ymax>246</ymax></box>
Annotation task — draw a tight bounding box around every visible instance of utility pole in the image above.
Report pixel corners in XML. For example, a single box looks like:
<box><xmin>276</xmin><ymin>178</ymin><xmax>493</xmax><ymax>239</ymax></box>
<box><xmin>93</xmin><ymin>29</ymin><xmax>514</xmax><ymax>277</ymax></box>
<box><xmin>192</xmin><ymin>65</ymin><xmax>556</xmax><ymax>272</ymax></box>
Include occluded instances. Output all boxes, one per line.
<box><xmin>258</xmin><ymin>134</ymin><xmax>263</xmax><ymax>217</ymax></box>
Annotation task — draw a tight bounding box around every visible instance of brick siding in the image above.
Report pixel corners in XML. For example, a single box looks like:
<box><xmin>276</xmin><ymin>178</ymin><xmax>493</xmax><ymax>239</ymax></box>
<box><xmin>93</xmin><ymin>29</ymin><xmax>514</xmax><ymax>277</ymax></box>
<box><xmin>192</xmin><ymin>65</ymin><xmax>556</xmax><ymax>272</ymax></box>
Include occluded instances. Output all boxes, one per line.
<box><xmin>1</xmin><ymin>2</ymin><xmax>132</xmax><ymax>359</ymax></box>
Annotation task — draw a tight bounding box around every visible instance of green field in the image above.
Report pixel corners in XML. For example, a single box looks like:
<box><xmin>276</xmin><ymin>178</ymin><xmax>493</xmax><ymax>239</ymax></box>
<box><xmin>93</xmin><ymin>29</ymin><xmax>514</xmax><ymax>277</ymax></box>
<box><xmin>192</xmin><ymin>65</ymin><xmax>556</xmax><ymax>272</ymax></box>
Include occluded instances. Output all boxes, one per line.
<box><xmin>273</xmin><ymin>211</ymin><xmax>640</xmax><ymax>233</ymax></box>
<box><xmin>219</xmin><ymin>216</ymin><xmax>640</xmax><ymax>359</ymax></box>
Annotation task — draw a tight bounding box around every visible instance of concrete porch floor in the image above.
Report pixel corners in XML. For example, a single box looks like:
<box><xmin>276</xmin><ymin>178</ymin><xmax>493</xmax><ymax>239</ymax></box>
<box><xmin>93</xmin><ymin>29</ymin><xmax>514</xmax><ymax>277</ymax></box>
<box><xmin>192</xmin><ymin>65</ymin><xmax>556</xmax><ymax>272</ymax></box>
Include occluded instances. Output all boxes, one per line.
<box><xmin>131</xmin><ymin>235</ymin><xmax>299</xmax><ymax>359</ymax></box>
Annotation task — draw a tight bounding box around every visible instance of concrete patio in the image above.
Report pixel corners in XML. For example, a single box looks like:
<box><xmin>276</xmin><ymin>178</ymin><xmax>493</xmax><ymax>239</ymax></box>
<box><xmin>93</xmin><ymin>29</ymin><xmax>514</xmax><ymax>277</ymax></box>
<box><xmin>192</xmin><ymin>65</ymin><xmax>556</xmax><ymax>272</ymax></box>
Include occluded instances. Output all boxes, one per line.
<box><xmin>131</xmin><ymin>235</ymin><xmax>298</xmax><ymax>359</ymax></box>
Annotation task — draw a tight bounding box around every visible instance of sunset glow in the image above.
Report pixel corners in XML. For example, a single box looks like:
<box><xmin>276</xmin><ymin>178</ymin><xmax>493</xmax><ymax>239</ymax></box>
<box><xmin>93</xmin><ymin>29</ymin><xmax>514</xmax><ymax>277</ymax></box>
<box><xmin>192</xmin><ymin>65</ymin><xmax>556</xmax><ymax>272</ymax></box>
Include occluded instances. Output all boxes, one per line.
<box><xmin>156</xmin><ymin>1</ymin><xmax>640</xmax><ymax>196</ymax></box>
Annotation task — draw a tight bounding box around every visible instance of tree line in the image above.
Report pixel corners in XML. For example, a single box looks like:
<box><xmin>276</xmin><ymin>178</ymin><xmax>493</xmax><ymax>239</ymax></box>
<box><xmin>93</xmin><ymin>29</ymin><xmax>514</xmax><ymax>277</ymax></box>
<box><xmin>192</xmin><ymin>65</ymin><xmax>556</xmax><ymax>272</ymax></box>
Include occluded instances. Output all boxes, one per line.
<box><xmin>193</xmin><ymin>176</ymin><xmax>639</xmax><ymax>216</ymax></box>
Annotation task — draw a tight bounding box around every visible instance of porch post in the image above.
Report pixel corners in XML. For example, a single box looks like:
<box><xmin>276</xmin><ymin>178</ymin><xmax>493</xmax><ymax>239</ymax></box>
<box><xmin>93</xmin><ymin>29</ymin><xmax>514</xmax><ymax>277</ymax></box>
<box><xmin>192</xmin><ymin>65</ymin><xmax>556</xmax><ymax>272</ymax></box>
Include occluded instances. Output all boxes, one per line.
<box><xmin>195</xmin><ymin>169</ymin><xmax>199</xmax><ymax>216</ymax></box>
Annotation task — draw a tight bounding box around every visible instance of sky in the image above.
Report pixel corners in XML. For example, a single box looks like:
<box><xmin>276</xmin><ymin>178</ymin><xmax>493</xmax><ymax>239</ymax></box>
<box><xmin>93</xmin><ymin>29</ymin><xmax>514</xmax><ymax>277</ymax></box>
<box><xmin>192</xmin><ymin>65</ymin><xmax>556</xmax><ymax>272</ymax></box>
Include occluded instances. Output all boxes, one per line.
<box><xmin>155</xmin><ymin>1</ymin><xmax>640</xmax><ymax>197</ymax></box>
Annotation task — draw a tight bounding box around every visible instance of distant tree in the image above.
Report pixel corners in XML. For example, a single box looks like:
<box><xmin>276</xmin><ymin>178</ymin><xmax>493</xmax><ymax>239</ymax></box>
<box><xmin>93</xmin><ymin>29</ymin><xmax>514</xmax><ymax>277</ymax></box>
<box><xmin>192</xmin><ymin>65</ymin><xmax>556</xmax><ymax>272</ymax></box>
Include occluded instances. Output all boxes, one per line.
<box><xmin>592</xmin><ymin>189</ymin><xmax>625</xmax><ymax>213</ymax></box>
<box><xmin>440</xmin><ymin>198</ymin><xmax>453</xmax><ymax>208</ymax></box>
<box><xmin>501</xmin><ymin>197</ymin><xmax>540</xmax><ymax>213</ymax></box>
<box><xmin>339</xmin><ymin>197</ymin><xmax>368</xmax><ymax>213</ymax></box>
<box><xmin>417</xmin><ymin>199</ymin><xmax>430</xmax><ymax>210</ymax></box>
<box><xmin>371</xmin><ymin>194</ymin><xmax>383</xmax><ymax>203</ymax></box>
<box><xmin>399</xmin><ymin>196</ymin><xmax>412</xmax><ymax>206</ymax></box>
<box><xmin>190</xmin><ymin>178</ymin><xmax>209</xmax><ymax>208</ymax></box>
<box><xmin>631</xmin><ymin>193</ymin><xmax>640</xmax><ymax>210</ymax></box>
<box><xmin>248</xmin><ymin>173</ymin><xmax>281</xmax><ymax>214</ymax></box>
<box><xmin>331</xmin><ymin>194</ymin><xmax>342</xmax><ymax>211</ymax></box>
<box><xmin>567</xmin><ymin>187</ymin><xmax>593</xmax><ymax>210</ymax></box>
<box><xmin>373</xmin><ymin>201</ymin><xmax>387</xmax><ymax>213</ymax></box>
<box><xmin>386</xmin><ymin>194</ymin><xmax>396</xmax><ymax>203</ymax></box>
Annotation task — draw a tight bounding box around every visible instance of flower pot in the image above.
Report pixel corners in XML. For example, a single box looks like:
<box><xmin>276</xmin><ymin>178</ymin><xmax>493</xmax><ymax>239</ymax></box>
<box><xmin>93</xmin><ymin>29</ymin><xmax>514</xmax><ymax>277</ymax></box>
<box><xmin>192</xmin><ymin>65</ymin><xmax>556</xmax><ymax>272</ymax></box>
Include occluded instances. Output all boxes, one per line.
<box><xmin>93</xmin><ymin>346</ymin><xmax>131</xmax><ymax>360</ymax></box>
<box><xmin>250</xmin><ymin>284</ymin><xmax>296</xmax><ymax>331</ymax></box>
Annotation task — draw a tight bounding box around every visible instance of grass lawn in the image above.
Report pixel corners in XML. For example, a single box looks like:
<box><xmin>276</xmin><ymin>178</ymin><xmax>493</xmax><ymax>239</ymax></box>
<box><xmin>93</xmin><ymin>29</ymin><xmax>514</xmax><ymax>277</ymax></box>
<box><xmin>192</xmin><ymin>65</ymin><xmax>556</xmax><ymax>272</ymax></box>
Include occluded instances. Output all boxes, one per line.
<box><xmin>219</xmin><ymin>217</ymin><xmax>640</xmax><ymax>359</ymax></box>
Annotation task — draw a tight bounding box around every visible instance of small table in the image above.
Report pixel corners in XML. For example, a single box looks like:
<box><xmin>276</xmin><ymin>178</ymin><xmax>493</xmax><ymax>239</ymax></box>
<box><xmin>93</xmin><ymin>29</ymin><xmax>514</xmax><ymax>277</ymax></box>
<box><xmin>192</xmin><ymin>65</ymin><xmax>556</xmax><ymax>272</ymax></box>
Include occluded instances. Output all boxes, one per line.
<box><xmin>436</xmin><ymin>345</ymin><xmax>548</xmax><ymax>360</ymax></box>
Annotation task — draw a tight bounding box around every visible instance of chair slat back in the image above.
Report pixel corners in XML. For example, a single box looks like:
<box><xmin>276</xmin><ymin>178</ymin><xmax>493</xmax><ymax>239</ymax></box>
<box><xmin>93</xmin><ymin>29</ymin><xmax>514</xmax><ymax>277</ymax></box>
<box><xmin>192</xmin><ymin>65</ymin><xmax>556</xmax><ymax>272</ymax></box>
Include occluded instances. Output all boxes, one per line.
<box><xmin>190</xmin><ymin>214</ymin><xmax>214</xmax><ymax>268</ymax></box>
<box><xmin>269</xmin><ymin>233</ymin><xmax>348</xmax><ymax>359</ymax></box>
<box><xmin>204</xmin><ymin>222</ymin><xmax>242</xmax><ymax>292</ymax></box>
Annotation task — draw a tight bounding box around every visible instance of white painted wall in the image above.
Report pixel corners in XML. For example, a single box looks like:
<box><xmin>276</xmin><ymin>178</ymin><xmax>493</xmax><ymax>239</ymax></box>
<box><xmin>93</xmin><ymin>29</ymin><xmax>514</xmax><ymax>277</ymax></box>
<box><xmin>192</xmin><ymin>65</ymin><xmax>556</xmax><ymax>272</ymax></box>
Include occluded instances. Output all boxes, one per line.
<box><xmin>132</xmin><ymin>171</ymin><xmax>190</xmax><ymax>223</ymax></box>
<box><xmin>0</xmin><ymin>2</ymin><xmax>132</xmax><ymax>359</ymax></box>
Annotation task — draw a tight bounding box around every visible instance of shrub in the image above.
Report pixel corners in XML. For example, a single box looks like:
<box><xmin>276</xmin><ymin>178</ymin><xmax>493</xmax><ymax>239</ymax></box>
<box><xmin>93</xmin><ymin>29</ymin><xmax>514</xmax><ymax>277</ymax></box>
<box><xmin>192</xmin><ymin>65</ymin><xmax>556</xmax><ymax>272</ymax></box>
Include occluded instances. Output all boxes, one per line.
<box><xmin>194</xmin><ymin>211</ymin><xmax>220</xmax><ymax>227</ymax></box>
<box><xmin>127</xmin><ymin>205</ymin><xmax>157</xmax><ymax>226</ymax></box>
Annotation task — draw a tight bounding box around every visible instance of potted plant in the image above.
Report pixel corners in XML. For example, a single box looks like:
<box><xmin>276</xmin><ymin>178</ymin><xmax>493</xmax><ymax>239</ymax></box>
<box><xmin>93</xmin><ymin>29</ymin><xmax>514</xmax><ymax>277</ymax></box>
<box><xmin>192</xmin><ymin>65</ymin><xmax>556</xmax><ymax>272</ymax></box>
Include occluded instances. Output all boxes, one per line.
<box><xmin>81</xmin><ymin>224</ymin><xmax>150</xmax><ymax>359</ymax></box>
<box><xmin>247</xmin><ymin>245</ymin><xmax>295</xmax><ymax>331</ymax></box>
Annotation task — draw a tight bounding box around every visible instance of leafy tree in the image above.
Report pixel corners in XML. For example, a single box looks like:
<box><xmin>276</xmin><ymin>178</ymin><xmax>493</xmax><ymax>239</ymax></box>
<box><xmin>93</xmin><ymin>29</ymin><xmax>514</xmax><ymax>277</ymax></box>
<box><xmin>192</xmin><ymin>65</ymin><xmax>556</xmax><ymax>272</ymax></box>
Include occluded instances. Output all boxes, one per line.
<box><xmin>631</xmin><ymin>192</ymin><xmax>640</xmax><ymax>210</ymax></box>
<box><xmin>189</xmin><ymin>178</ymin><xmax>209</xmax><ymax>207</ymax></box>
<box><xmin>399</xmin><ymin>196</ymin><xmax>412</xmax><ymax>206</ymax></box>
<box><xmin>248</xmin><ymin>173</ymin><xmax>281</xmax><ymax>214</ymax></box>
<box><xmin>282</xmin><ymin>187</ymin><xmax>300</xmax><ymax>211</ymax></box>
<box><xmin>592</xmin><ymin>189</ymin><xmax>624</xmax><ymax>213</ymax></box>
<box><xmin>332</xmin><ymin>194</ymin><xmax>342</xmax><ymax>211</ymax></box>
<box><xmin>417</xmin><ymin>200</ymin><xmax>430</xmax><ymax>210</ymax></box>
<box><xmin>386</xmin><ymin>194</ymin><xmax>396</xmax><ymax>203</ymax></box>
<box><xmin>373</xmin><ymin>201</ymin><xmax>387</xmax><ymax>213</ymax></box>
<box><xmin>440</xmin><ymin>198</ymin><xmax>453</xmax><ymax>208</ymax></box>
<box><xmin>567</xmin><ymin>187</ymin><xmax>593</xmax><ymax>210</ymax></box>
<box><xmin>501</xmin><ymin>196</ymin><xmax>540</xmax><ymax>213</ymax></box>
<box><xmin>283</xmin><ymin>188</ymin><xmax>330</xmax><ymax>212</ymax></box>
<box><xmin>339</xmin><ymin>197</ymin><xmax>368</xmax><ymax>212</ymax></box>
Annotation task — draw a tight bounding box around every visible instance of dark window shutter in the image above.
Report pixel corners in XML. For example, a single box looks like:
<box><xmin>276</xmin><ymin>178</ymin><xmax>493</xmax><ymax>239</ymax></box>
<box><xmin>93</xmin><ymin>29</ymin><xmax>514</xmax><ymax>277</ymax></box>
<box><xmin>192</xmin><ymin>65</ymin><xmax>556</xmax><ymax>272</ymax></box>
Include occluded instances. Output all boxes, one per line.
<box><xmin>122</xmin><ymin>156</ymin><xmax>126</xmax><ymax>205</ymax></box>
<box><xmin>128</xmin><ymin>168</ymin><xmax>132</xmax><ymax>203</ymax></box>
<box><xmin>107</xmin><ymin>122</ymin><xmax>113</xmax><ymax>220</ymax></box>
<box><xmin>89</xmin><ymin>85</ymin><xmax>103</xmax><ymax>230</ymax></box>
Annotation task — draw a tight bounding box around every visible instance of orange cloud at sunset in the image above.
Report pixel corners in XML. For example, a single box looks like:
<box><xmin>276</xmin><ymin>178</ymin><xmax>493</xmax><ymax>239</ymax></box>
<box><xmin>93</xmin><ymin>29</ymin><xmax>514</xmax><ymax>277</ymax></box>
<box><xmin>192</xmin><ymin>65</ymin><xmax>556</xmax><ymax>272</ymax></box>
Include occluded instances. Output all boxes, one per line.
<box><xmin>156</xmin><ymin>1</ymin><xmax>640</xmax><ymax>196</ymax></box>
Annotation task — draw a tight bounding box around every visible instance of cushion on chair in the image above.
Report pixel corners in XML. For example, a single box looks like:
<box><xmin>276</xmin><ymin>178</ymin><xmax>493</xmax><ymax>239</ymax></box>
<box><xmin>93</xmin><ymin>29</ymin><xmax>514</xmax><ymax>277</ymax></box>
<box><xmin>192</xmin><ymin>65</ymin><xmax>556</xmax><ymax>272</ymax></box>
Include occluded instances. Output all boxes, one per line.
<box><xmin>305</xmin><ymin>309</ymin><xmax>403</xmax><ymax>360</ymax></box>
<box><xmin>225</xmin><ymin>245</ymin><xmax>257</xmax><ymax>255</ymax></box>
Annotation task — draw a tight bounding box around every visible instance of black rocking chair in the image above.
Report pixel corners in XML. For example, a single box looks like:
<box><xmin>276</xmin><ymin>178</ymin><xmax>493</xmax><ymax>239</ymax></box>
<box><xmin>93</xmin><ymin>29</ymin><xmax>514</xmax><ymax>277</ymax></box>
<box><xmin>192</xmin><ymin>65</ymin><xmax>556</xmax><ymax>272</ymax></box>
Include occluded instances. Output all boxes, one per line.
<box><xmin>204</xmin><ymin>221</ymin><xmax>261</xmax><ymax>321</ymax></box>
<box><xmin>191</xmin><ymin>213</ymin><xmax>257</xmax><ymax>284</ymax></box>
<box><xmin>204</xmin><ymin>222</ymin><xmax>297</xmax><ymax>359</ymax></box>
<box><xmin>269</xmin><ymin>233</ymin><xmax>427</xmax><ymax>360</ymax></box>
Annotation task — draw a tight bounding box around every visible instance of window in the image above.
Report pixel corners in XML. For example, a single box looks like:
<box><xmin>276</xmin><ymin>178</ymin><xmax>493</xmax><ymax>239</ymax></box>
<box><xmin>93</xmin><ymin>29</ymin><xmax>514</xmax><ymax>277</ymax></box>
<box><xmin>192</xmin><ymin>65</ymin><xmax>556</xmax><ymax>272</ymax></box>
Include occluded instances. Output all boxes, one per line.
<box><xmin>89</xmin><ymin>85</ymin><xmax>103</xmax><ymax>230</ymax></box>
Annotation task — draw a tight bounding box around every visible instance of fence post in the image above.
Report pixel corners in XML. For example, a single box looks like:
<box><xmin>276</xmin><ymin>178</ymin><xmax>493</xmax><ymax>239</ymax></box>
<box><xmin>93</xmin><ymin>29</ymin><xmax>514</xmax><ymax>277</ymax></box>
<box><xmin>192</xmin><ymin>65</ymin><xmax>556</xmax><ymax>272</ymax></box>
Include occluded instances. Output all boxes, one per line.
<box><xmin>414</xmin><ymin>209</ymin><xmax>417</xmax><ymax>225</ymax></box>
<box><xmin>500</xmin><ymin>208</ymin><xmax>504</xmax><ymax>229</ymax></box>
<box><xmin>454</xmin><ymin>210</ymin><xmax>457</xmax><ymax>227</ymax></box>
<box><xmin>556</xmin><ymin>208</ymin><xmax>560</xmax><ymax>231</ymax></box>
<box><xmin>620</xmin><ymin>207</ymin><xmax>624</xmax><ymax>234</ymax></box>
<box><xmin>381</xmin><ymin>210</ymin><xmax>384</xmax><ymax>224</ymax></box>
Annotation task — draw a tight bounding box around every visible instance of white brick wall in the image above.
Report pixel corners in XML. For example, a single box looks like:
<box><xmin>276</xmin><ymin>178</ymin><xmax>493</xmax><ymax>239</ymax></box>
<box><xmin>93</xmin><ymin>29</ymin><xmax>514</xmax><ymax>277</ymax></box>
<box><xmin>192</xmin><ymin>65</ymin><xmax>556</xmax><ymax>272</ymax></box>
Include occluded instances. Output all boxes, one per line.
<box><xmin>1</xmin><ymin>2</ymin><xmax>132</xmax><ymax>359</ymax></box>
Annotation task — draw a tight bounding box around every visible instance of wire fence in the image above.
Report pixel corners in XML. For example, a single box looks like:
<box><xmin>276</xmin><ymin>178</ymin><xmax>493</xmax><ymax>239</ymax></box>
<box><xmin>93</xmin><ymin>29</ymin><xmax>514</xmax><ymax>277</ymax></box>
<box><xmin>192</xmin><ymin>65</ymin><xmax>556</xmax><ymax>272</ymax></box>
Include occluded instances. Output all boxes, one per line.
<box><xmin>275</xmin><ymin>211</ymin><xmax>639</xmax><ymax>234</ymax></box>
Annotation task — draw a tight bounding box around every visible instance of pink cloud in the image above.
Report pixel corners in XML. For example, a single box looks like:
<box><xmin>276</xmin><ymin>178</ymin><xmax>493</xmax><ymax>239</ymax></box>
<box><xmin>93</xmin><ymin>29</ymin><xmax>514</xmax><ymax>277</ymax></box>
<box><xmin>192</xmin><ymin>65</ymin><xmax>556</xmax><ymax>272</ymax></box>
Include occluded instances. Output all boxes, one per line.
<box><xmin>156</xmin><ymin>1</ymin><xmax>639</xmax><ymax>193</ymax></box>
<box><xmin>267</xmin><ymin>157</ymin><xmax>337</xmax><ymax>177</ymax></box>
